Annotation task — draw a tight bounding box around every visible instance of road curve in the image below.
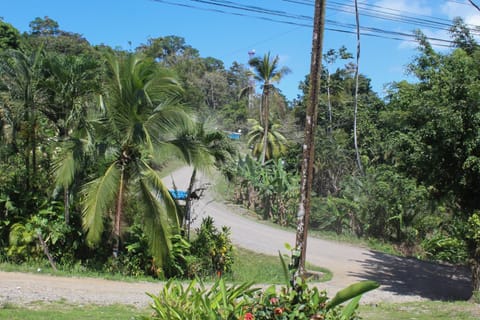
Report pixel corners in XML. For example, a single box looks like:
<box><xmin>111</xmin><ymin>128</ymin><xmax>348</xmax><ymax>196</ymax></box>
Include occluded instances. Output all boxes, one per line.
<box><xmin>0</xmin><ymin>167</ymin><xmax>472</xmax><ymax>307</ymax></box>
<box><xmin>168</xmin><ymin>166</ymin><xmax>472</xmax><ymax>303</ymax></box>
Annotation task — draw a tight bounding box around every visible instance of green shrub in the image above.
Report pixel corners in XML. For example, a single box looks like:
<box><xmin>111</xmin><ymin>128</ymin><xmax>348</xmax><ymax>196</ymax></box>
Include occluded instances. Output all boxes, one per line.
<box><xmin>190</xmin><ymin>216</ymin><xmax>234</xmax><ymax>277</ymax></box>
<box><xmin>310</xmin><ymin>196</ymin><xmax>357</xmax><ymax>235</ymax></box>
<box><xmin>422</xmin><ymin>232</ymin><xmax>468</xmax><ymax>264</ymax></box>
<box><xmin>164</xmin><ymin>234</ymin><xmax>191</xmax><ymax>278</ymax></box>
<box><xmin>142</xmin><ymin>278</ymin><xmax>256</xmax><ymax>320</ymax></box>
<box><xmin>102</xmin><ymin>224</ymin><xmax>158</xmax><ymax>277</ymax></box>
<box><xmin>102</xmin><ymin>216</ymin><xmax>237</xmax><ymax>279</ymax></box>
<box><xmin>242</xmin><ymin>280</ymin><xmax>379</xmax><ymax>320</ymax></box>
<box><xmin>239</xmin><ymin>246</ymin><xmax>379</xmax><ymax>320</ymax></box>
<box><xmin>143</xmin><ymin>245</ymin><xmax>379</xmax><ymax>320</ymax></box>
<box><xmin>142</xmin><ymin>277</ymin><xmax>377</xmax><ymax>320</ymax></box>
<box><xmin>6</xmin><ymin>200</ymin><xmax>73</xmax><ymax>264</ymax></box>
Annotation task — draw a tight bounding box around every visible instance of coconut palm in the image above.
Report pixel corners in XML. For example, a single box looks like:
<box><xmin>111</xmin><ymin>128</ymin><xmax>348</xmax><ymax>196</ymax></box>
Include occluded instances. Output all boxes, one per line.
<box><xmin>247</xmin><ymin>118</ymin><xmax>287</xmax><ymax>162</ymax></box>
<box><xmin>248</xmin><ymin>52</ymin><xmax>290</xmax><ymax>164</ymax></box>
<box><xmin>81</xmin><ymin>53</ymin><xmax>196</xmax><ymax>267</ymax></box>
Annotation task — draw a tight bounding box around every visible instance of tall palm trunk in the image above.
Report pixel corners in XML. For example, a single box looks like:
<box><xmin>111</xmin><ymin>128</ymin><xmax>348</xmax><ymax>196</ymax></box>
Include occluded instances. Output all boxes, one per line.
<box><xmin>61</xmin><ymin>122</ymin><xmax>71</xmax><ymax>224</ymax></box>
<box><xmin>64</xmin><ymin>187</ymin><xmax>70</xmax><ymax>225</ymax></box>
<box><xmin>185</xmin><ymin>168</ymin><xmax>197</xmax><ymax>240</ymax></box>
<box><xmin>327</xmin><ymin>70</ymin><xmax>333</xmax><ymax>136</ymax></box>
<box><xmin>113</xmin><ymin>164</ymin><xmax>125</xmax><ymax>258</ymax></box>
<box><xmin>353</xmin><ymin>0</ymin><xmax>364</xmax><ymax>175</ymax></box>
<box><xmin>31</xmin><ymin>107</ymin><xmax>37</xmax><ymax>180</ymax></box>
<box><xmin>260</xmin><ymin>85</ymin><xmax>269</xmax><ymax>164</ymax></box>
<box><xmin>471</xmin><ymin>253</ymin><xmax>480</xmax><ymax>300</ymax></box>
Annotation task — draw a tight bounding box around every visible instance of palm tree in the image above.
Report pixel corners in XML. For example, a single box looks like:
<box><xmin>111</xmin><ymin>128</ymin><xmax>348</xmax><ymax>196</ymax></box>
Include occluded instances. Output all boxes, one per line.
<box><xmin>81</xmin><ymin>53</ymin><xmax>195</xmax><ymax>267</ymax></box>
<box><xmin>248</xmin><ymin>52</ymin><xmax>290</xmax><ymax>164</ymax></box>
<box><xmin>0</xmin><ymin>48</ymin><xmax>44</xmax><ymax>190</ymax></box>
<box><xmin>52</xmin><ymin>104</ymin><xmax>97</xmax><ymax>225</ymax></box>
<box><xmin>41</xmin><ymin>53</ymin><xmax>99</xmax><ymax>139</ymax></box>
<box><xmin>247</xmin><ymin>118</ymin><xmax>287</xmax><ymax>162</ymax></box>
<box><xmin>42</xmin><ymin>53</ymin><xmax>100</xmax><ymax>224</ymax></box>
<box><xmin>176</xmin><ymin>120</ymin><xmax>237</xmax><ymax>238</ymax></box>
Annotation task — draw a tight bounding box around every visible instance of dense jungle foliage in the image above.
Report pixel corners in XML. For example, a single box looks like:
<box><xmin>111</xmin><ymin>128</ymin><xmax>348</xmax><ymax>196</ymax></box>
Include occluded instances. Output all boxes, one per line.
<box><xmin>0</xmin><ymin>16</ymin><xmax>479</xmax><ymax>295</ymax></box>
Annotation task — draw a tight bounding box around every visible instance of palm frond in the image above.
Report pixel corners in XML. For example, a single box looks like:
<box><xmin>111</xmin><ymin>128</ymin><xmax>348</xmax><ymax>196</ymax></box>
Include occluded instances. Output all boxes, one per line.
<box><xmin>53</xmin><ymin>149</ymin><xmax>76</xmax><ymax>189</ymax></box>
<box><xmin>138</xmin><ymin>162</ymin><xmax>180</xmax><ymax>266</ymax></box>
<box><xmin>146</xmin><ymin>103</ymin><xmax>195</xmax><ymax>145</ymax></box>
<box><xmin>81</xmin><ymin>162</ymin><xmax>120</xmax><ymax>245</ymax></box>
<box><xmin>52</xmin><ymin>136</ymin><xmax>90</xmax><ymax>189</ymax></box>
<box><xmin>167</xmin><ymin>136</ymin><xmax>214</xmax><ymax>171</ymax></box>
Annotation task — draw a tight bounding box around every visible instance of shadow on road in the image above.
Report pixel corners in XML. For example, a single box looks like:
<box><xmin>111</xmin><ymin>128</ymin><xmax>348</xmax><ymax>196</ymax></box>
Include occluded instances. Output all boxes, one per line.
<box><xmin>349</xmin><ymin>250</ymin><xmax>471</xmax><ymax>301</ymax></box>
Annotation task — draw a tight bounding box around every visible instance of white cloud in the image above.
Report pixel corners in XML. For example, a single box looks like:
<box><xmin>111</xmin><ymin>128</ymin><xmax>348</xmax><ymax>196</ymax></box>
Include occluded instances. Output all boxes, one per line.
<box><xmin>373</xmin><ymin>0</ymin><xmax>432</xmax><ymax>16</ymax></box>
<box><xmin>441</xmin><ymin>2</ymin><xmax>480</xmax><ymax>26</ymax></box>
<box><xmin>367</xmin><ymin>0</ymin><xmax>433</xmax><ymax>49</ymax></box>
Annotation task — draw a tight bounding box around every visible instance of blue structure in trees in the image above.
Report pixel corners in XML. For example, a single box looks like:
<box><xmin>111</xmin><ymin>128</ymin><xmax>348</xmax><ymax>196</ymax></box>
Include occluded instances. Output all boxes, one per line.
<box><xmin>227</xmin><ymin>132</ymin><xmax>241</xmax><ymax>140</ymax></box>
<box><xmin>169</xmin><ymin>190</ymin><xmax>188</xmax><ymax>200</ymax></box>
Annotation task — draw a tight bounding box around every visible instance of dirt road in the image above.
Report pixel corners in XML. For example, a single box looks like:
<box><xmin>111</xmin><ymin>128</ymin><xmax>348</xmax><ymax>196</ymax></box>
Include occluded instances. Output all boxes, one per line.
<box><xmin>0</xmin><ymin>166</ymin><xmax>472</xmax><ymax>307</ymax></box>
<box><xmin>166</xmin><ymin>167</ymin><xmax>471</xmax><ymax>303</ymax></box>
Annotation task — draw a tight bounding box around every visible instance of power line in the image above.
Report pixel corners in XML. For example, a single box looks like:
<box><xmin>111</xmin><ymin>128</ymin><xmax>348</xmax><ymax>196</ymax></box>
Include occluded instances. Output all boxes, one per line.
<box><xmin>150</xmin><ymin>0</ymin><xmax>479</xmax><ymax>47</ymax></box>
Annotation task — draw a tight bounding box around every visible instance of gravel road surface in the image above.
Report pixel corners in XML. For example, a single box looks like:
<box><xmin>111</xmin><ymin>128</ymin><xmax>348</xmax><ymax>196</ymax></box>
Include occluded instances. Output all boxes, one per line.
<box><xmin>0</xmin><ymin>166</ymin><xmax>472</xmax><ymax>307</ymax></box>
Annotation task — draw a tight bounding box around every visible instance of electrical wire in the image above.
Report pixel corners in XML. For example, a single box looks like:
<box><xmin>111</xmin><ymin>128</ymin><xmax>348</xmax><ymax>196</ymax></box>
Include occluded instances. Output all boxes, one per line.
<box><xmin>150</xmin><ymin>0</ymin><xmax>480</xmax><ymax>47</ymax></box>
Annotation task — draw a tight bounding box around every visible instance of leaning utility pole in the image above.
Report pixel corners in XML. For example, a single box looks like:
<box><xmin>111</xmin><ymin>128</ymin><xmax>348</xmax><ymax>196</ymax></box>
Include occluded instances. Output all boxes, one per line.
<box><xmin>294</xmin><ymin>0</ymin><xmax>327</xmax><ymax>278</ymax></box>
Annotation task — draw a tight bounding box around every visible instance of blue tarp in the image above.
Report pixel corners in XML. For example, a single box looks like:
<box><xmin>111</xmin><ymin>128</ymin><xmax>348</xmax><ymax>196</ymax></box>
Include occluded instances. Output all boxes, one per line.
<box><xmin>169</xmin><ymin>190</ymin><xmax>188</xmax><ymax>200</ymax></box>
<box><xmin>228</xmin><ymin>132</ymin><xmax>241</xmax><ymax>140</ymax></box>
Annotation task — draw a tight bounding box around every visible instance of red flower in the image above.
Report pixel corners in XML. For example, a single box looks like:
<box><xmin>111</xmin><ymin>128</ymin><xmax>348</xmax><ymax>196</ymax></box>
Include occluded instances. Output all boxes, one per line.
<box><xmin>242</xmin><ymin>312</ymin><xmax>254</xmax><ymax>320</ymax></box>
<box><xmin>269</xmin><ymin>297</ymin><xmax>279</xmax><ymax>304</ymax></box>
<box><xmin>274</xmin><ymin>307</ymin><xmax>284</xmax><ymax>315</ymax></box>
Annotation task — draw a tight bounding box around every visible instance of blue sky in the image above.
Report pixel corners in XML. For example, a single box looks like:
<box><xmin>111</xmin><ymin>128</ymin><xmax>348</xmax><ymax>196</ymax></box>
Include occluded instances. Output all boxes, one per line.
<box><xmin>1</xmin><ymin>0</ymin><xmax>480</xmax><ymax>100</ymax></box>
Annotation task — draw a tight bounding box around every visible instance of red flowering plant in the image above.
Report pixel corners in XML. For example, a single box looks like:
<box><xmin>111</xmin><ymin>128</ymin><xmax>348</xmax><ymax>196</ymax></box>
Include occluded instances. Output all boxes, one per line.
<box><xmin>239</xmin><ymin>245</ymin><xmax>379</xmax><ymax>320</ymax></box>
<box><xmin>144</xmin><ymin>244</ymin><xmax>378</xmax><ymax>320</ymax></box>
<box><xmin>242</xmin><ymin>282</ymin><xmax>329</xmax><ymax>320</ymax></box>
<box><xmin>240</xmin><ymin>312</ymin><xmax>255</xmax><ymax>320</ymax></box>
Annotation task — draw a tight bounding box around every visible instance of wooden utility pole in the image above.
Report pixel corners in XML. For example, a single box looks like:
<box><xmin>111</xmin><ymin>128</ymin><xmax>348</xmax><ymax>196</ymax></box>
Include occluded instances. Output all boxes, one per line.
<box><xmin>353</xmin><ymin>0</ymin><xmax>364</xmax><ymax>175</ymax></box>
<box><xmin>294</xmin><ymin>0</ymin><xmax>327</xmax><ymax>277</ymax></box>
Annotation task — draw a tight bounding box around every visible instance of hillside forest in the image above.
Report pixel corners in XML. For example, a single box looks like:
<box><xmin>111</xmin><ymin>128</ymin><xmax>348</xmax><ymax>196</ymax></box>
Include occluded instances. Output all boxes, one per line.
<box><xmin>0</xmin><ymin>16</ymin><xmax>479</xmax><ymax>297</ymax></box>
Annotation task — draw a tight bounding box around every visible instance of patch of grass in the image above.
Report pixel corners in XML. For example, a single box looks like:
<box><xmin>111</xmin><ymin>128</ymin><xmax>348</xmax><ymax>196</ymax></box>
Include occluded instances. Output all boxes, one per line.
<box><xmin>0</xmin><ymin>247</ymin><xmax>332</xmax><ymax>286</ymax></box>
<box><xmin>0</xmin><ymin>262</ymin><xmax>157</xmax><ymax>283</ymax></box>
<box><xmin>228</xmin><ymin>247</ymin><xmax>332</xmax><ymax>284</ymax></box>
<box><xmin>3</xmin><ymin>298</ymin><xmax>477</xmax><ymax>320</ymax></box>
<box><xmin>359</xmin><ymin>301</ymin><xmax>480</xmax><ymax>320</ymax></box>
<box><xmin>0</xmin><ymin>301</ymin><xmax>148</xmax><ymax>320</ymax></box>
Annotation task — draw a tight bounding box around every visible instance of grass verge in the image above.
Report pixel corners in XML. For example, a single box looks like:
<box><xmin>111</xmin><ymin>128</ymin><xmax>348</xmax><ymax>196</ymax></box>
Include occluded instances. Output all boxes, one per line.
<box><xmin>229</xmin><ymin>247</ymin><xmax>332</xmax><ymax>284</ymax></box>
<box><xmin>0</xmin><ymin>301</ymin><xmax>146</xmax><ymax>320</ymax></box>
<box><xmin>1</xmin><ymin>295</ymin><xmax>477</xmax><ymax>320</ymax></box>
<box><xmin>0</xmin><ymin>246</ymin><xmax>331</xmax><ymax>285</ymax></box>
<box><xmin>359</xmin><ymin>301</ymin><xmax>480</xmax><ymax>320</ymax></box>
<box><xmin>0</xmin><ymin>262</ymin><xmax>157</xmax><ymax>283</ymax></box>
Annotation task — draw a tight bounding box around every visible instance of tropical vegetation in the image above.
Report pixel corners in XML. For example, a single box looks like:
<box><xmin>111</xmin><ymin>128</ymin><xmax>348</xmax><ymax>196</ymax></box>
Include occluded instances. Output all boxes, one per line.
<box><xmin>0</xmin><ymin>12</ymin><xmax>478</xmax><ymax>312</ymax></box>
